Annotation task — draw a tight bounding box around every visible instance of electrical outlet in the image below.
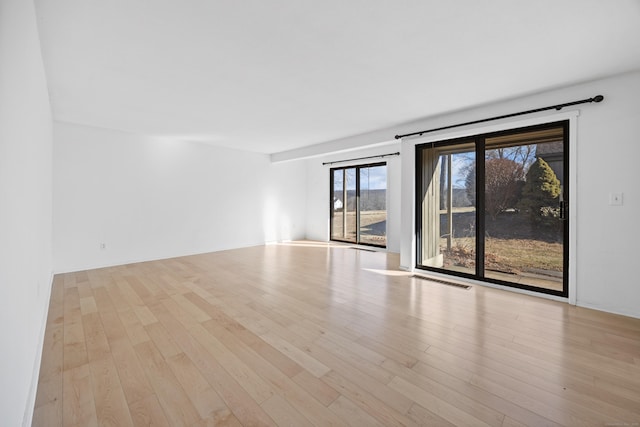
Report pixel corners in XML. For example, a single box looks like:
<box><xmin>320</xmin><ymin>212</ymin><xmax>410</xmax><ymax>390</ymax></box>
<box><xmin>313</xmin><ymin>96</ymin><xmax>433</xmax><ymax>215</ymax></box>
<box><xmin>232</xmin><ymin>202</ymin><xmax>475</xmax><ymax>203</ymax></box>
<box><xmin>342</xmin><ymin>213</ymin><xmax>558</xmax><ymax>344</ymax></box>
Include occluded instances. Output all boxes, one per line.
<box><xmin>100</xmin><ymin>242</ymin><xmax>106</xmax><ymax>250</ymax></box>
<box><xmin>609</xmin><ymin>193</ymin><xmax>623</xmax><ymax>206</ymax></box>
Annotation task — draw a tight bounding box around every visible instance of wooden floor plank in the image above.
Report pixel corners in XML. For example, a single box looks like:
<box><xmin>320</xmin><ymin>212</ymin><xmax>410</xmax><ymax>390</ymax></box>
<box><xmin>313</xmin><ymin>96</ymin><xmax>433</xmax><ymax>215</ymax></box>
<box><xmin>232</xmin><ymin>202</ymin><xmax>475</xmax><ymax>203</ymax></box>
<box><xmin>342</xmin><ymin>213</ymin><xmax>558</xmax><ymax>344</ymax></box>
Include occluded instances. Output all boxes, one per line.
<box><xmin>133</xmin><ymin>340</ymin><xmax>200</xmax><ymax>427</ymax></box>
<box><xmin>62</xmin><ymin>287</ymin><xmax>88</xmax><ymax>372</ymax></box>
<box><xmin>423</xmin><ymin>340</ymin><xmax>640</xmax><ymax>420</ymax></box>
<box><xmin>109</xmin><ymin>336</ymin><xmax>155</xmax><ymax>406</ymax></box>
<box><xmin>62</xmin><ymin>364</ymin><xmax>97</xmax><ymax>426</ymax></box>
<box><xmin>166</xmin><ymin>352</ymin><xmax>229</xmax><ymax>420</ymax></box>
<box><xmin>406</xmin><ymin>403</ymin><xmax>457</xmax><ymax>427</ymax></box>
<box><xmin>328</xmin><ymin>395</ymin><xmax>386</xmax><ymax>427</ymax></box>
<box><xmin>32</xmin><ymin>375</ymin><xmax>63</xmax><ymax>427</ymax></box>
<box><xmin>144</xmin><ymin>319</ymin><xmax>182</xmax><ymax>359</ymax></box>
<box><xmin>325</xmin><ymin>368</ymin><xmax>420</xmax><ymax>426</ymax></box>
<box><xmin>148</xmin><ymin>302</ymin><xmax>279</xmax><ymax>426</ymax></box>
<box><xmin>382</xmin><ymin>354</ymin><xmax>563</xmax><ymax>427</ymax></box>
<box><xmin>199</xmin><ymin>315</ymin><xmax>346</xmax><ymax>426</ymax></box>
<box><xmin>260</xmin><ymin>330</ymin><xmax>331</xmax><ymax>379</ymax></box>
<box><xmin>81</xmin><ymin>312</ymin><xmax>111</xmax><ymax>362</ymax></box>
<box><xmin>88</xmin><ymin>356</ymin><xmax>134</xmax><ymax>427</ymax></box>
<box><xmin>117</xmin><ymin>308</ymin><xmax>151</xmax><ymax>346</ymax></box>
<box><xmin>261</xmin><ymin>394</ymin><xmax>313</xmax><ymax>427</ymax></box>
<box><xmin>128</xmin><ymin>394</ymin><xmax>171</xmax><ymax>427</ymax></box>
<box><xmin>37</xmin><ymin>323</ymin><xmax>63</xmax><ymax>384</ymax></box>
<box><xmin>34</xmin><ymin>243</ymin><xmax>640</xmax><ymax>426</ymax></box>
<box><xmin>189</xmin><ymin>322</ymin><xmax>277</xmax><ymax>405</ymax></box>
<box><xmin>291</xmin><ymin>370</ymin><xmax>340</xmax><ymax>407</ymax></box>
<box><xmin>389</xmin><ymin>375</ymin><xmax>494</xmax><ymax>427</ymax></box>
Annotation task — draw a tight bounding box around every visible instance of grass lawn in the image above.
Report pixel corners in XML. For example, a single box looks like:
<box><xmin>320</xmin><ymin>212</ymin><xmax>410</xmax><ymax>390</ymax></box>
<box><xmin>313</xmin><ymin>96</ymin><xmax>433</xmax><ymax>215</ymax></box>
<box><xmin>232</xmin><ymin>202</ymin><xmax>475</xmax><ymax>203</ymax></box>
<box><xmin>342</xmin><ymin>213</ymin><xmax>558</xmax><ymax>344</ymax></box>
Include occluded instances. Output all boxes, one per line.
<box><xmin>485</xmin><ymin>238</ymin><xmax>562</xmax><ymax>273</ymax></box>
<box><xmin>331</xmin><ymin>211</ymin><xmax>387</xmax><ymax>245</ymax></box>
<box><xmin>443</xmin><ymin>236</ymin><xmax>562</xmax><ymax>274</ymax></box>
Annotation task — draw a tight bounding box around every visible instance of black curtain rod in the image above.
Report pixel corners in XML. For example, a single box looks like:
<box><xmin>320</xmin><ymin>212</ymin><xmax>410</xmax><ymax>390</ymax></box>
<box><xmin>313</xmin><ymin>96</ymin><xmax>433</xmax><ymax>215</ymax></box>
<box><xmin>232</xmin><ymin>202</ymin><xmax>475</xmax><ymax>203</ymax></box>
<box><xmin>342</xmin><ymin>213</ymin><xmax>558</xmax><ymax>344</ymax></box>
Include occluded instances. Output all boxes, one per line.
<box><xmin>322</xmin><ymin>152</ymin><xmax>400</xmax><ymax>166</ymax></box>
<box><xmin>394</xmin><ymin>95</ymin><xmax>604</xmax><ymax>140</ymax></box>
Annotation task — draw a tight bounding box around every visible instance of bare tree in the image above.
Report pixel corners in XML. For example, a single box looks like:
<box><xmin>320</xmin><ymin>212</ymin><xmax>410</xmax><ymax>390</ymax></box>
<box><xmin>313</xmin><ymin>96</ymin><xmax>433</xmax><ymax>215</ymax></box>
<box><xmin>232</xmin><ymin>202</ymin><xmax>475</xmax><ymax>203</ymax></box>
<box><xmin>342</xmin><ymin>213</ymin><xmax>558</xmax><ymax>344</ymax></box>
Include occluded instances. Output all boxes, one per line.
<box><xmin>486</xmin><ymin>145</ymin><xmax>535</xmax><ymax>171</ymax></box>
<box><xmin>466</xmin><ymin>158</ymin><xmax>525</xmax><ymax>220</ymax></box>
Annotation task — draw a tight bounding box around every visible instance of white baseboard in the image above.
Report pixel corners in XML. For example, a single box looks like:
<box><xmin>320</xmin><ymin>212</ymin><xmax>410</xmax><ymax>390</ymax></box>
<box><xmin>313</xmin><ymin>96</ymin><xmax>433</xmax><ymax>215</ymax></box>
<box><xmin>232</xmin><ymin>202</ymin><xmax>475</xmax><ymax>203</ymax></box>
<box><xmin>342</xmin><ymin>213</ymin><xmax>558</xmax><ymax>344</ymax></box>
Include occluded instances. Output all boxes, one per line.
<box><xmin>22</xmin><ymin>271</ymin><xmax>54</xmax><ymax>427</ymax></box>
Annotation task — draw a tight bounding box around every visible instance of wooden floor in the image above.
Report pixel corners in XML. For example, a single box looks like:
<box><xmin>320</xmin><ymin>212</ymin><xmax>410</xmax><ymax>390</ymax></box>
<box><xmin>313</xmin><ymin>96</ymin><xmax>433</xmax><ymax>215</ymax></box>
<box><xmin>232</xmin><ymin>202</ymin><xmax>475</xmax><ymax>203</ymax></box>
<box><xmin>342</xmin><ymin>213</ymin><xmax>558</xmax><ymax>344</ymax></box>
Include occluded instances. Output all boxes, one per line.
<box><xmin>33</xmin><ymin>242</ymin><xmax>640</xmax><ymax>426</ymax></box>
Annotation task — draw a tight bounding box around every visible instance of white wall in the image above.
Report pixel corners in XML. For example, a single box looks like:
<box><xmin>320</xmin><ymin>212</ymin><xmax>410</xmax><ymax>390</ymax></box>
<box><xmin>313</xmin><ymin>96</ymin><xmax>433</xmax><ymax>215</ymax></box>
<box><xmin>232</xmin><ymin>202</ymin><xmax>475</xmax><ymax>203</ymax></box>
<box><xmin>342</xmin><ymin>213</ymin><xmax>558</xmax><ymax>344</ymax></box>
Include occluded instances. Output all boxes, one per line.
<box><xmin>399</xmin><ymin>71</ymin><xmax>640</xmax><ymax>318</ymax></box>
<box><xmin>304</xmin><ymin>143</ymin><xmax>402</xmax><ymax>253</ymax></box>
<box><xmin>53</xmin><ymin>122</ymin><xmax>307</xmax><ymax>272</ymax></box>
<box><xmin>567</xmin><ymin>72</ymin><xmax>640</xmax><ymax>317</ymax></box>
<box><xmin>0</xmin><ymin>0</ymin><xmax>54</xmax><ymax>425</ymax></box>
<box><xmin>300</xmin><ymin>71</ymin><xmax>640</xmax><ymax>319</ymax></box>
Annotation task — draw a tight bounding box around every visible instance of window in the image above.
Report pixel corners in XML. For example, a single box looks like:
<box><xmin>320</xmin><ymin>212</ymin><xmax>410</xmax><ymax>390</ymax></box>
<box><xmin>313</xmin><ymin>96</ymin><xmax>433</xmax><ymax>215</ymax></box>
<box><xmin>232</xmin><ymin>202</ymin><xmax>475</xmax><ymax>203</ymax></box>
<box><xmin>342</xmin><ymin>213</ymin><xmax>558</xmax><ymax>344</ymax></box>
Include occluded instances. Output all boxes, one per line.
<box><xmin>330</xmin><ymin>163</ymin><xmax>387</xmax><ymax>247</ymax></box>
<box><xmin>416</xmin><ymin>121</ymin><xmax>568</xmax><ymax>296</ymax></box>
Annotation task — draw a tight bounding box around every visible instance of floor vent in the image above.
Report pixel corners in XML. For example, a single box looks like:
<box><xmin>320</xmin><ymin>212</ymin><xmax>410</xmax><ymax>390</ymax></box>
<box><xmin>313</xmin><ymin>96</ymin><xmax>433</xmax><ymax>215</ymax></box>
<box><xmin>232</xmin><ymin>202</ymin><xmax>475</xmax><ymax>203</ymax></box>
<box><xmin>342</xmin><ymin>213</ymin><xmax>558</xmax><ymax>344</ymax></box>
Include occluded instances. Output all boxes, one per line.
<box><xmin>411</xmin><ymin>275</ymin><xmax>471</xmax><ymax>290</ymax></box>
<box><xmin>350</xmin><ymin>247</ymin><xmax>377</xmax><ymax>253</ymax></box>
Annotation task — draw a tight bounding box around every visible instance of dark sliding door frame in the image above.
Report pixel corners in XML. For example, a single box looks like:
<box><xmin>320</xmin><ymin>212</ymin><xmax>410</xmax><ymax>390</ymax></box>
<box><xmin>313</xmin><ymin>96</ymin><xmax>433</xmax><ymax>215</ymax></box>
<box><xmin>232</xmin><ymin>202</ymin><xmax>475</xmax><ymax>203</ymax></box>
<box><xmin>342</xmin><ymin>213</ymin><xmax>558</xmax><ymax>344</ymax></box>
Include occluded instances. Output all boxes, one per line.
<box><xmin>330</xmin><ymin>161</ymin><xmax>387</xmax><ymax>248</ymax></box>
<box><xmin>415</xmin><ymin>120</ymin><xmax>569</xmax><ymax>297</ymax></box>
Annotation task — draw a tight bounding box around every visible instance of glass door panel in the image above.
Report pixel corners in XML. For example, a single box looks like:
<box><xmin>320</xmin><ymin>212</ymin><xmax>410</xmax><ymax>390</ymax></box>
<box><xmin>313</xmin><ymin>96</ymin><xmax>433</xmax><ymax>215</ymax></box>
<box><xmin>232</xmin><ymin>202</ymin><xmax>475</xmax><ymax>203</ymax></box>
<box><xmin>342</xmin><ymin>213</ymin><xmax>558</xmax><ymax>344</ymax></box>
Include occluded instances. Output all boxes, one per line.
<box><xmin>359</xmin><ymin>165</ymin><xmax>387</xmax><ymax>246</ymax></box>
<box><xmin>483</xmin><ymin>127</ymin><xmax>565</xmax><ymax>292</ymax></box>
<box><xmin>330</xmin><ymin>168</ymin><xmax>357</xmax><ymax>242</ymax></box>
<box><xmin>419</xmin><ymin>143</ymin><xmax>476</xmax><ymax>274</ymax></box>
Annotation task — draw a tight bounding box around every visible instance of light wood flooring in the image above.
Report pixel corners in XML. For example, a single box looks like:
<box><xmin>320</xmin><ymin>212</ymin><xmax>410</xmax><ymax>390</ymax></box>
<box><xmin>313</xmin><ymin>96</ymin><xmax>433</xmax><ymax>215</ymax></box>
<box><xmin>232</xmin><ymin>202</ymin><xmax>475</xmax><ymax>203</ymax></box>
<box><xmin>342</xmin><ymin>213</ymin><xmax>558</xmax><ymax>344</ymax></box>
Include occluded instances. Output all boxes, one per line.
<box><xmin>33</xmin><ymin>242</ymin><xmax>640</xmax><ymax>426</ymax></box>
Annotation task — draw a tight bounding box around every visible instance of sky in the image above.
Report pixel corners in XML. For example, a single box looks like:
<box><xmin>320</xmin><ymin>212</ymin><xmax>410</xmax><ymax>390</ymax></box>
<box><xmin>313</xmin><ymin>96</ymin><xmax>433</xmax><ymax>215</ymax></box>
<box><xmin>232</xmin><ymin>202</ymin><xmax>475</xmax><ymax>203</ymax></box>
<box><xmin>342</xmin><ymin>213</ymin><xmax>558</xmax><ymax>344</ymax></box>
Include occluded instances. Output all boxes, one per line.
<box><xmin>334</xmin><ymin>165</ymin><xmax>387</xmax><ymax>191</ymax></box>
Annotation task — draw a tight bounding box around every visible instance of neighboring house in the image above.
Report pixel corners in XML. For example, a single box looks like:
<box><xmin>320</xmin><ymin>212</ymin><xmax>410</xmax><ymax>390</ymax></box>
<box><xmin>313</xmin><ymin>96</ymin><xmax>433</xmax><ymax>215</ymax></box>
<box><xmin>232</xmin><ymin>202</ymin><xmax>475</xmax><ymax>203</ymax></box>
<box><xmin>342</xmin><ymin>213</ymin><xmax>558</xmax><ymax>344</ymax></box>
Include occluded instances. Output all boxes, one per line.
<box><xmin>333</xmin><ymin>197</ymin><xmax>343</xmax><ymax>211</ymax></box>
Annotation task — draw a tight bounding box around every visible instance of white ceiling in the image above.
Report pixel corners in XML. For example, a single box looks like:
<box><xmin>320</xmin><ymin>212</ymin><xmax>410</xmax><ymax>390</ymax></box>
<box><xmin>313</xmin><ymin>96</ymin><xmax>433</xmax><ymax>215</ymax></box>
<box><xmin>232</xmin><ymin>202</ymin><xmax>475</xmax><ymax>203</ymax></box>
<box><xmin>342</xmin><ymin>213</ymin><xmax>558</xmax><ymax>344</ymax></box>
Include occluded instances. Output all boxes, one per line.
<box><xmin>35</xmin><ymin>0</ymin><xmax>640</xmax><ymax>154</ymax></box>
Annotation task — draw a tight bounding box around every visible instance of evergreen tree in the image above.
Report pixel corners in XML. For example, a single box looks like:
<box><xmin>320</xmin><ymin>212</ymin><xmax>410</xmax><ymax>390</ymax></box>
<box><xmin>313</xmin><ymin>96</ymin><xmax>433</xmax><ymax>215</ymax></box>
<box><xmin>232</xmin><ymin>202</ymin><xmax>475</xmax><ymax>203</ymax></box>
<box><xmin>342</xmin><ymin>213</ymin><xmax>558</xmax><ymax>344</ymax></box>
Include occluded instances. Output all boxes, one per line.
<box><xmin>519</xmin><ymin>157</ymin><xmax>561</xmax><ymax>227</ymax></box>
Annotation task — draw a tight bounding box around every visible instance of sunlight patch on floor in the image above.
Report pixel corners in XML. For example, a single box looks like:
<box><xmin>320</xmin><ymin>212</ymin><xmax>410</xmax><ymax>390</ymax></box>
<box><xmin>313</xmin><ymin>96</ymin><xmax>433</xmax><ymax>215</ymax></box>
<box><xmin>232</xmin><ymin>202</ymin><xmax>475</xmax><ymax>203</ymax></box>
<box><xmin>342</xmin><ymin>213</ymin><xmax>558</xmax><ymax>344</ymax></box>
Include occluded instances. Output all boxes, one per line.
<box><xmin>361</xmin><ymin>268</ymin><xmax>412</xmax><ymax>277</ymax></box>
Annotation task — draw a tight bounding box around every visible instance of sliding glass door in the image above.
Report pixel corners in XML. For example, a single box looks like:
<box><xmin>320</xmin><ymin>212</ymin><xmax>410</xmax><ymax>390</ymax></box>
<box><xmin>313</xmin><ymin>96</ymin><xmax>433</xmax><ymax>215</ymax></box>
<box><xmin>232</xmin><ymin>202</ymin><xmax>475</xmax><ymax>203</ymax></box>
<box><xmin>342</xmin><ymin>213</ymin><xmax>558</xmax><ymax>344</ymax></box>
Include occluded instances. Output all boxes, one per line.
<box><xmin>331</xmin><ymin>163</ymin><xmax>387</xmax><ymax>247</ymax></box>
<box><xmin>416</xmin><ymin>122</ymin><xmax>568</xmax><ymax>296</ymax></box>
